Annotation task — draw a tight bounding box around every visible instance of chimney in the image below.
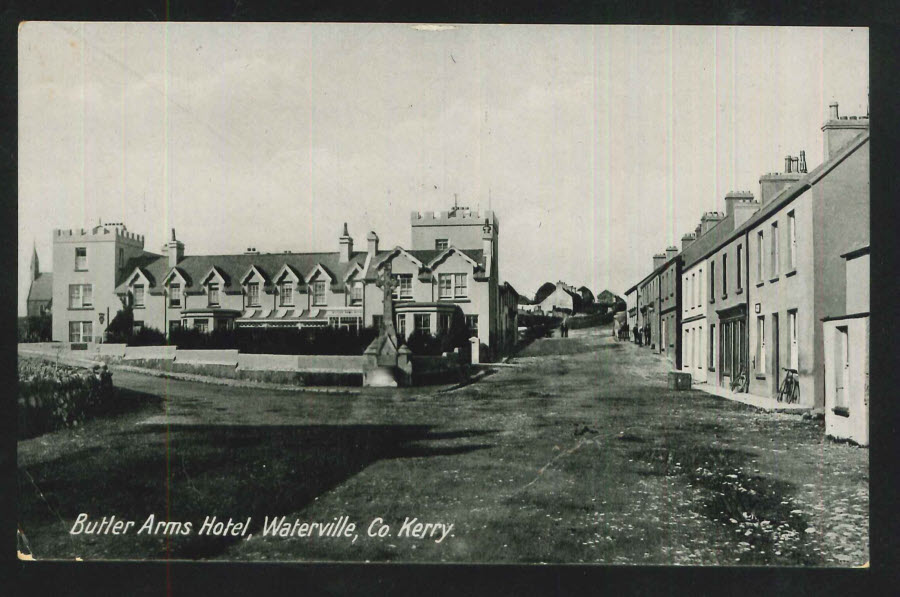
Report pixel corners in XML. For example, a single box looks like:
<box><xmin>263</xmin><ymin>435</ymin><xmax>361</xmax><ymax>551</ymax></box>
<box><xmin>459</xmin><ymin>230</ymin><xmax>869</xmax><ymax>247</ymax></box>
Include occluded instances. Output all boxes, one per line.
<box><xmin>165</xmin><ymin>228</ymin><xmax>185</xmax><ymax>269</ymax></box>
<box><xmin>733</xmin><ymin>197</ymin><xmax>760</xmax><ymax>228</ymax></box>
<box><xmin>653</xmin><ymin>253</ymin><xmax>666</xmax><ymax>270</ymax></box>
<box><xmin>482</xmin><ymin>219</ymin><xmax>494</xmax><ymax>275</ymax></box>
<box><xmin>759</xmin><ymin>155</ymin><xmax>803</xmax><ymax>205</ymax></box>
<box><xmin>724</xmin><ymin>191</ymin><xmax>754</xmax><ymax>220</ymax></box>
<box><xmin>681</xmin><ymin>232</ymin><xmax>696</xmax><ymax>253</ymax></box>
<box><xmin>366</xmin><ymin>231</ymin><xmax>379</xmax><ymax>257</ymax></box>
<box><xmin>694</xmin><ymin>223</ymin><xmax>702</xmax><ymax>239</ymax></box>
<box><xmin>665</xmin><ymin>246</ymin><xmax>678</xmax><ymax>262</ymax></box>
<box><xmin>339</xmin><ymin>222</ymin><xmax>353</xmax><ymax>263</ymax></box>
<box><xmin>822</xmin><ymin>100</ymin><xmax>869</xmax><ymax>158</ymax></box>
<box><xmin>798</xmin><ymin>150</ymin><xmax>807</xmax><ymax>173</ymax></box>
<box><xmin>244</xmin><ymin>247</ymin><xmax>258</xmax><ymax>255</ymax></box>
<box><xmin>699</xmin><ymin>211</ymin><xmax>724</xmax><ymax>235</ymax></box>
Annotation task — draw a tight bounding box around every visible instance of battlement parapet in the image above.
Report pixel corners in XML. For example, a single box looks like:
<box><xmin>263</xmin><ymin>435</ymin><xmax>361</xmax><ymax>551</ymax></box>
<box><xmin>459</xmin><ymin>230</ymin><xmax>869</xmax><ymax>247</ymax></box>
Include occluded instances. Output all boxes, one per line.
<box><xmin>53</xmin><ymin>225</ymin><xmax>145</xmax><ymax>246</ymax></box>
<box><xmin>411</xmin><ymin>209</ymin><xmax>497</xmax><ymax>225</ymax></box>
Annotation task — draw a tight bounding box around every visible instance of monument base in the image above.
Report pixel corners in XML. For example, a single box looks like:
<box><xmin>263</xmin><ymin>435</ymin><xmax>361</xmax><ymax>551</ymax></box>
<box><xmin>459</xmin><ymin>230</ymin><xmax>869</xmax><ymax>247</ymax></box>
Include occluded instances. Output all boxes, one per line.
<box><xmin>365</xmin><ymin>365</ymin><xmax>398</xmax><ymax>387</ymax></box>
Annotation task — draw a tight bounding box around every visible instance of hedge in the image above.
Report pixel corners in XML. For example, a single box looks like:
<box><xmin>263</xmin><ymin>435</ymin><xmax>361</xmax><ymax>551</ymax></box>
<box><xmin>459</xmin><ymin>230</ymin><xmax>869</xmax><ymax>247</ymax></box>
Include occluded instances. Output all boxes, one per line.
<box><xmin>18</xmin><ymin>358</ymin><xmax>115</xmax><ymax>439</ymax></box>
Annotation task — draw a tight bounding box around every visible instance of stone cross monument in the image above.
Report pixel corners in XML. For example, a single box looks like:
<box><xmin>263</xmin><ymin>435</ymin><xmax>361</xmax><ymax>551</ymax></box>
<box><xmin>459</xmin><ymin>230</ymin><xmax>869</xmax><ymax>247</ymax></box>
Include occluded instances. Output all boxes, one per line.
<box><xmin>363</xmin><ymin>259</ymin><xmax>412</xmax><ymax>386</ymax></box>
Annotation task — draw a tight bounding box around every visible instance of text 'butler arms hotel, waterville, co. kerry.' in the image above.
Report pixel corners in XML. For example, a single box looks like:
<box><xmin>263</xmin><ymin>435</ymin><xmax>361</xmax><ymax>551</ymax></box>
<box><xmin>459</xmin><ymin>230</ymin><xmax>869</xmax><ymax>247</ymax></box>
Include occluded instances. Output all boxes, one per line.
<box><xmin>39</xmin><ymin>204</ymin><xmax>521</xmax><ymax>362</ymax></box>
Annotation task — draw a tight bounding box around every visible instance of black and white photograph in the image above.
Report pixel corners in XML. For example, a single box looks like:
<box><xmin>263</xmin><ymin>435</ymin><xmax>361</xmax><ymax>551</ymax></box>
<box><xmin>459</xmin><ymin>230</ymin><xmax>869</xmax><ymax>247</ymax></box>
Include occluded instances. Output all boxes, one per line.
<box><xmin>16</xmin><ymin>23</ymin><xmax>869</xmax><ymax>567</ymax></box>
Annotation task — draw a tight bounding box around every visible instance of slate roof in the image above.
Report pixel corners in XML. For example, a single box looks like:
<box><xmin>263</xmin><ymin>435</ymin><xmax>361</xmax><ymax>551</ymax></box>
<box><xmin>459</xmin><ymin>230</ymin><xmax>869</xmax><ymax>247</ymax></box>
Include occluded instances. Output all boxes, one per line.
<box><xmin>681</xmin><ymin>215</ymin><xmax>736</xmax><ymax>270</ymax></box>
<box><xmin>27</xmin><ymin>273</ymin><xmax>53</xmax><ymax>303</ymax></box>
<box><xmin>116</xmin><ymin>247</ymin><xmax>485</xmax><ymax>295</ymax></box>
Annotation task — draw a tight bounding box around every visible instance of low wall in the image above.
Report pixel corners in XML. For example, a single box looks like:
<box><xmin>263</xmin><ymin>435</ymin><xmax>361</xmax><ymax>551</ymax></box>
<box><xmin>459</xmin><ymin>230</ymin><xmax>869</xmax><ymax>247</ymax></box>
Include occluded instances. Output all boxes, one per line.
<box><xmin>97</xmin><ymin>344</ymin><xmax>128</xmax><ymax>358</ymax></box>
<box><xmin>123</xmin><ymin>345</ymin><xmax>177</xmax><ymax>361</ymax></box>
<box><xmin>176</xmin><ymin>349</ymin><xmax>240</xmax><ymax>367</ymax></box>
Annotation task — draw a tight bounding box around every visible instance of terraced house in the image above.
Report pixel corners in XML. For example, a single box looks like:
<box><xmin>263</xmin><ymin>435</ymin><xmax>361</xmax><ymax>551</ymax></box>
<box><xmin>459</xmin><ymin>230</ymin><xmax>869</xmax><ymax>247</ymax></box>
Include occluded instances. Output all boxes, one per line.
<box><xmin>47</xmin><ymin>205</ymin><xmax>518</xmax><ymax>361</ymax></box>
<box><xmin>626</xmin><ymin>101</ymin><xmax>869</xmax><ymax>439</ymax></box>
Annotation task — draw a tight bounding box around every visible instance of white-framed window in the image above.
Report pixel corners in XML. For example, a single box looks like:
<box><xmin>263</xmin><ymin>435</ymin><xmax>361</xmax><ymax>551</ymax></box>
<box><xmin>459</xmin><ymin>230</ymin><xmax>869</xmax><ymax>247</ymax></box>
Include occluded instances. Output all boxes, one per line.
<box><xmin>133</xmin><ymin>284</ymin><xmax>145</xmax><ymax>308</ymax></box>
<box><xmin>392</xmin><ymin>274</ymin><xmax>413</xmax><ymax>299</ymax></box>
<box><xmin>709</xmin><ymin>323</ymin><xmax>716</xmax><ymax>371</ymax></box>
<box><xmin>414</xmin><ymin>313</ymin><xmax>431</xmax><ymax>333</ymax></box>
<box><xmin>396</xmin><ymin>314</ymin><xmax>407</xmax><ymax>337</ymax></box>
<box><xmin>247</xmin><ymin>282</ymin><xmax>260</xmax><ymax>306</ymax></box>
<box><xmin>439</xmin><ymin>273</ymin><xmax>453</xmax><ymax>299</ymax></box>
<box><xmin>68</xmin><ymin>321</ymin><xmax>93</xmax><ymax>343</ymax></box>
<box><xmin>466</xmin><ymin>314</ymin><xmax>478</xmax><ymax>336</ymax></box>
<box><xmin>68</xmin><ymin>284</ymin><xmax>92</xmax><ymax>308</ymax></box>
<box><xmin>709</xmin><ymin>261</ymin><xmax>715</xmax><ymax>303</ymax></box>
<box><xmin>788</xmin><ymin>309</ymin><xmax>799</xmax><ymax>370</ymax></box>
<box><xmin>757</xmin><ymin>231</ymin><xmax>764</xmax><ymax>282</ymax></box>
<box><xmin>438</xmin><ymin>312</ymin><xmax>452</xmax><ymax>333</ymax></box>
<box><xmin>788</xmin><ymin>211</ymin><xmax>797</xmax><ymax>271</ymax></box>
<box><xmin>454</xmin><ymin>273</ymin><xmax>467</xmax><ymax>297</ymax></box>
<box><xmin>685</xmin><ymin>329</ymin><xmax>691</xmax><ymax>369</ymax></box>
<box><xmin>279</xmin><ymin>281</ymin><xmax>293</xmax><ymax>306</ymax></box>
<box><xmin>169</xmin><ymin>283</ymin><xmax>182</xmax><ymax>307</ymax></box>
<box><xmin>75</xmin><ymin>247</ymin><xmax>87</xmax><ymax>271</ymax></box>
<box><xmin>771</xmin><ymin>222</ymin><xmax>779</xmax><ymax>277</ymax></box>
<box><xmin>736</xmin><ymin>244</ymin><xmax>743</xmax><ymax>290</ymax></box>
<box><xmin>312</xmin><ymin>281</ymin><xmax>327</xmax><ymax>306</ymax></box>
<box><xmin>435</xmin><ymin>239</ymin><xmax>449</xmax><ymax>250</ymax></box>
<box><xmin>208</xmin><ymin>283</ymin><xmax>220</xmax><ymax>306</ymax></box>
<box><xmin>194</xmin><ymin>318</ymin><xmax>209</xmax><ymax>333</ymax></box>
<box><xmin>697</xmin><ymin>268</ymin><xmax>703</xmax><ymax>307</ymax></box>
<box><xmin>722</xmin><ymin>253</ymin><xmax>728</xmax><ymax>297</ymax></box>
<box><xmin>698</xmin><ymin>325</ymin><xmax>703</xmax><ymax>370</ymax></box>
<box><xmin>350</xmin><ymin>281</ymin><xmax>363</xmax><ymax>305</ymax></box>
<box><xmin>757</xmin><ymin>315</ymin><xmax>766</xmax><ymax>375</ymax></box>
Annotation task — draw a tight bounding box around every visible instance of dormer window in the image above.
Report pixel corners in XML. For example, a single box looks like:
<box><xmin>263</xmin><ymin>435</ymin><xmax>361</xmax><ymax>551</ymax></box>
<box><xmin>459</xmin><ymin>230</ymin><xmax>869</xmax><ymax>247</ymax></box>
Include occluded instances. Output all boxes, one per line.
<box><xmin>351</xmin><ymin>281</ymin><xmax>363</xmax><ymax>305</ymax></box>
<box><xmin>247</xmin><ymin>282</ymin><xmax>260</xmax><ymax>307</ymax></box>
<box><xmin>392</xmin><ymin>274</ymin><xmax>413</xmax><ymax>299</ymax></box>
<box><xmin>435</xmin><ymin>239</ymin><xmax>449</xmax><ymax>250</ymax></box>
<box><xmin>169</xmin><ymin>283</ymin><xmax>182</xmax><ymax>307</ymax></box>
<box><xmin>312</xmin><ymin>281</ymin><xmax>327</xmax><ymax>306</ymax></box>
<box><xmin>208</xmin><ymin>283</ymin><xmax>219</xmax><ymax>307</ymax></box>
<box><xmin>279</xmin><ymin>281</ymin><xmax>294</xmax><ymax>306</ymax></box>
<box><xmin>133</xmin><ymin>284</ymin><xmax>145</xmax><ymax>308</ymax></box>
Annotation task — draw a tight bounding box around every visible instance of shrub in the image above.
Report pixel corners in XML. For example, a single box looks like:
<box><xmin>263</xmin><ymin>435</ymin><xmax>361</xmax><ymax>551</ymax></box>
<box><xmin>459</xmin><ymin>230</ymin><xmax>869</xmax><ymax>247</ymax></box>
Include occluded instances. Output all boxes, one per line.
<box><xmin>18</xmin><ymin>358</ymin><xmax>115</xmax><ymax>439</ymax></box>
<box><xmin>169</xmin><ymin>326</ymin><xmax>380</xmax><ymax>355</ymax></box>
<box><xmin>17</xmin><ymin>315</ymin><xmax>52</xmax><ymax>342</ymax></box>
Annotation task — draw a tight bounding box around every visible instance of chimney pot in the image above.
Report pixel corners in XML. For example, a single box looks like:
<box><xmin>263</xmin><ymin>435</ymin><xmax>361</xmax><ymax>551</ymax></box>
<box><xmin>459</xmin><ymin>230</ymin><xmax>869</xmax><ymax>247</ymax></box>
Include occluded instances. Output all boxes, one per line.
<box><xmin>799</xmin><ymin>150</ymin><xmax>807</xmax><ymax>173</ymax></box>
<box><xmin>785</xmin><ymin>155</ymin><xmax>793</xmax><ymax>173</ymax></box>
<box><xmin>829</xmin><ymin>101</ymin><xmax>839</xmax><ymax>120</ymax></box>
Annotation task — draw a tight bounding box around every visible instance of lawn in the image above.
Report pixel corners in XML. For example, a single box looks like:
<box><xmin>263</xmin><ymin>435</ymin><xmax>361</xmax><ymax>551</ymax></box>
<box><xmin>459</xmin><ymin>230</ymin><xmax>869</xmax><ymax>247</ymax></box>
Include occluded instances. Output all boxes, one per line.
<box><xmin>17</xmin><ymin>326</ymin><xmax>868</xmax><ymax>565</ymax></box>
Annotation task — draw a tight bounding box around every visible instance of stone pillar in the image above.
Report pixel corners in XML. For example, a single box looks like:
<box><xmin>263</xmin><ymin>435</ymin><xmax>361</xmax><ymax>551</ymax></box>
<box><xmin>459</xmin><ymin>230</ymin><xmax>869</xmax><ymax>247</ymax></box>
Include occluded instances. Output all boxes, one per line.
<box><xmin>470</xmin><ymin>336</ymin><xmax>480</xmax><ymax>364</ymax></box>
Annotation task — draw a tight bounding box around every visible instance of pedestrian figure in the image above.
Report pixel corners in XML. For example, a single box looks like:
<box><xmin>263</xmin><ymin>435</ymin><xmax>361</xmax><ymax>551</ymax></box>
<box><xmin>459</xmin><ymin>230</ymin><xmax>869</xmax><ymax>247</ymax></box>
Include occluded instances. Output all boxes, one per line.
<box><xmin>560</xmin><ymin>314</ymin><xmax>569</xmax><ymax>338</ymax></box>
<box><xmin>633</xmin><ymin>324</ymin><xmax>640</xmax><ymax>345</ymax></box>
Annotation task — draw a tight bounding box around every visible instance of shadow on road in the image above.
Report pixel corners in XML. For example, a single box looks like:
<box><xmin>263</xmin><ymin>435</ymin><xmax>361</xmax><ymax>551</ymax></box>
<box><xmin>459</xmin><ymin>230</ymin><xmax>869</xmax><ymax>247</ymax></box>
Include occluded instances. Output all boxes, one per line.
<box><xmin>18</xmin><ymin>424</ymin><xmax>495</xmax><ymax>560</ymax></box>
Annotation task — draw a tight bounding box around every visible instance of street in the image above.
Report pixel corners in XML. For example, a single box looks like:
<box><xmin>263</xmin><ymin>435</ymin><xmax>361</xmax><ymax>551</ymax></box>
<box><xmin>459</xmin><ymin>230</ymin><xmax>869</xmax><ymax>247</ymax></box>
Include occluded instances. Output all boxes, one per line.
<box><xmin>17</xmin><ymin>324</ymin><xmax>868</xmax><ymax>565</ymax></box>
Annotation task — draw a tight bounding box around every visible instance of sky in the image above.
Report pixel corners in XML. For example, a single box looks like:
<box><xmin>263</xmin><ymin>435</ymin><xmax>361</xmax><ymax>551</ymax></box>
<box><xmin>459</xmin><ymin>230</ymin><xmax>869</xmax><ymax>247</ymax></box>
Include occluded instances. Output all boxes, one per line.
<box><xmin>18</xmin><ymin>23</ymin><xmax>868</xmax><ymax>315</ymax></box>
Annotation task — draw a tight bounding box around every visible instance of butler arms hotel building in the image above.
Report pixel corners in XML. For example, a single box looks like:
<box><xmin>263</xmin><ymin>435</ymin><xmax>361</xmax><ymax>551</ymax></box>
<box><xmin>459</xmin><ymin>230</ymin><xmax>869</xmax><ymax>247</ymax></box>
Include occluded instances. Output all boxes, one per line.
<box><xmin>48</xmin><ymin>205</ymin><xmax>519</xmax><ymax>361</ymax></box>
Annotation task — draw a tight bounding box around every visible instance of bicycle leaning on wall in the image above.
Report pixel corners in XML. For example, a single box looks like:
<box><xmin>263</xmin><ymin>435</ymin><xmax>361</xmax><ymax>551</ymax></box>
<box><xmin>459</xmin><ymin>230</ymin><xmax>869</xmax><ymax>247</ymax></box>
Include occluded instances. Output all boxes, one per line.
<box><xmin>777</xmin><ymin>367</ymin><xmax>800</xmax><ymax>404</ymax></box>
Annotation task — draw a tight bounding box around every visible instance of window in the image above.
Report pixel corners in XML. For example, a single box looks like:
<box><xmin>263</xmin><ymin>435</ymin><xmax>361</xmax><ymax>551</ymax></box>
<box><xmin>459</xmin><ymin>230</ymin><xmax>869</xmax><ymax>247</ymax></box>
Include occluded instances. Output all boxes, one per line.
<box><xmin>788</xmin><ymin>211</ymin><xmax>797</xmax><ymax>271</ymax></box>
<box><xmin>435</xmin><ymin>239</ymin><xmax>449</xmax><ymax>251</ymax></box>
<box><xmin>736</xmin><ymin>244</ymin><xmax>743</xmax><ymax>291</ymax></box>
<box><xmin>698</xmin><ymin>325</ymin><xmax>703</xmax><ymax>370</ymax></box>
<box><xmin>757</xmin><ymin>231</ymin><xmax>764</xmax><ymax>282</ymax></box>
<box><xmin>709</xmin><ymin>261</ymin><xmax>715</xmax><ymax>303</ymax></box>
<box><xmin>757</xmin><ymin>316</ymin><xmax>766</xmax><ymax>375</ymax></box>
<box><xmin>75</xmin><ymin>247</ymin><xmax>87</xmax><ymax>270</ymax></box>
<box><xmin>68</xmin><ymin>321</ymin><xmax>93</xmax><ymax>343</ymax></box>
<box><xmin>788</xmin><ymin>310</ymin><xmax>799</xmax><ymax>370</ymax></box>
<box><xmin>685</xmin><ymin>329</ymin><xmax>692</xmax><ymax>369</ymax></box>
<box><xmin>439</xmin><ymin>273</ymin><xmax>453</xmax><ymax>299</ymax></box>
<box><xmin>351</xmin><ymin>282</ymin><xmax>363</xmax><ymax>305</ymax></box>
<box><xmin>207</xmin><ymin>282</ymin><xmax>220</xmax><ymax>306</ymax></box>
<box><xmin>169</xmin><ymin>320</ymin><xmax>181</xmax><ymax>335</ymax></box>
<box><xmin>194</xmin><ymin>319</ymin><xmax>209</xmax><ymax>333</ymax></box>
<box><xmin>133</xmin><ymin>284</ymin><xmax>145</xmax><ymax>308</ymax></box>
<box><xmin>688</xmin><ymin>274</ymin><xmax>693</xmax><ymax>308</ymax></box>
<box><xmin>770</xmin><ymin>222</ymin><xmax>779</xmax><ymax>278</ymax></box>
<box><xmin>396</xmin><ymin>314</ymin><xmax>407</xmax><ymax>338</ymax></box>
<box><xmin>709</xmin><ymin>324</ymin><xmax>716</xmax><ymax>370</ymax></box>
<box><xmin>722</xmin><ymin>254</ymin><xmax>728</xmax><ymax>298</ymax></box>
<box><xmin>414</xmin><ymin>313</ymin><xmax>431</xmax><ymax>333</ymax></box>
<box><xmin>133</xmin><ymin>320</ymin><xmax>144</xmax><ymax>334</ymax></box>
<box><xmin>438</xmin><ymin>312</ymin><xmax>452</xmax><ymax>333</ymax></box>
<box><xmin>248</xmin><ymin>282</ymin><xmax>260</xmax><ymax>306</ymax></box>
<box><xmin>279</xmin><ymin>282</ymin><xmax>293</xmax><ymax>306</ymax></box>
<box><xmin>834</xmin><ymin>326</ymin><xmax>850</xmax><ymax>411</ymax></box>
<box><xmin>169</xmin><ymin>283</ymin><xmax>182</xmax><ymax>307</ymax></box>
<box><xmin>68</xmin><ymin>284</ymin><xmax>92</xmax><ymax>308</ymax></box>
<box><xmin>312</xmin><ymin>281</ymin><xmax>326</xmax><ymax>306</ymax></box>
<box><xmin>697</xmin><ymin>268</ymin><xmax>703</xmax><ymax>307</ymax></box>
<box><xmin>392</xmin><ymin>274</ymin><xmax>413</xmax><ymax>299</ymax></box>
<box><xmin>118</xmin><ymin>248</ymin><xmax>124</xmax><ymax>271</ymax></box>
<box><xmin>466</xmin><ymin>314</ymin><xmax>479</xmax><ymax>337</ymax></box>
<box><xmin>454</xmin><ymin>273</ymin><xmax>467</xmax><ymax>297</ymax></box>
<box><xmin>723</xmin><ymin>322</ymin><xmax>732</xmax><ymax>376</ymax></box>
